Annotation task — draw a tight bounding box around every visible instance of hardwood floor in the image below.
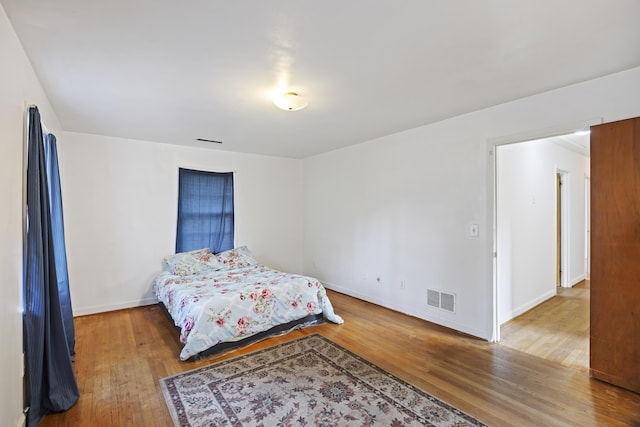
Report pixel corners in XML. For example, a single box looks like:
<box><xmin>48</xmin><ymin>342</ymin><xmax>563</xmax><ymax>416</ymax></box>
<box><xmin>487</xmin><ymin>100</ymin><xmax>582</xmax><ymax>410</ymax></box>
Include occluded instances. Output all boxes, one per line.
<box><xmin>499</xmin><ymin>280</ymin><xmax>590</xmax><ymax>371</ymax></box>
<box><xmin>41</xmin><ymin>290</ymin><xmax>640</xmax><ymax>427</ymax></box>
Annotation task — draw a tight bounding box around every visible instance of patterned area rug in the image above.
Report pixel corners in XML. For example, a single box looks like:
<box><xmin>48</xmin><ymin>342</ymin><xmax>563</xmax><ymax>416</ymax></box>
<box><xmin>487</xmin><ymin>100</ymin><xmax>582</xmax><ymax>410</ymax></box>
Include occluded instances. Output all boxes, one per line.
<box><xmin>160</xmin><ymin>334</ymin><xmax>488</xmax><ymax>426</ymax></box>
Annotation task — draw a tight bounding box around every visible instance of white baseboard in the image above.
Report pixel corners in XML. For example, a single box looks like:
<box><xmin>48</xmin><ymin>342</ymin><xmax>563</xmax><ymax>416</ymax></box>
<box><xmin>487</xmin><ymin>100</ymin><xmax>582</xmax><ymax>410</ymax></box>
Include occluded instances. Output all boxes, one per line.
<box><xmin>74</xmin><ymin>297</ymin><xmax>158</xmax><ymax>316</ymax></box>
<box><xmin>322</xmin><ymin>281</ymin><xmax>489</xmax><ymax>340</ymax></box>
<box><xmin>570</xmin><ymin>274</ymin><xmax>586</xmax><ymax>287</ymax></box>
<box><xmin>501</xmin><ymin>288</ymin><xmax>556</xmax><ymax>324</ymax></box>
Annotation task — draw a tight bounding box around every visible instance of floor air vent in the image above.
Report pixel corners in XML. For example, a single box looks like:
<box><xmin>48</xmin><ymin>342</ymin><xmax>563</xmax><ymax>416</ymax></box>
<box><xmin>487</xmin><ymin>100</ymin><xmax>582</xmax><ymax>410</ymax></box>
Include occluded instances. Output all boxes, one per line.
<box><xmin>427</xmin><ymin>289</ymin><xmax>456</xmax><ymax>313</ymax></box>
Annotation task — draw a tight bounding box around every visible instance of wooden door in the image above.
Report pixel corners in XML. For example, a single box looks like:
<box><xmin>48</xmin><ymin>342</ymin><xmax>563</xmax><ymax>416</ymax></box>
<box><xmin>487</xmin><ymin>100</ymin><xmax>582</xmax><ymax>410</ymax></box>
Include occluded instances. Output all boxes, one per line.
<box><xmin>590</xmin><ymin>117</ymin><xmax>640</xmax><ymax>393</ymax></box>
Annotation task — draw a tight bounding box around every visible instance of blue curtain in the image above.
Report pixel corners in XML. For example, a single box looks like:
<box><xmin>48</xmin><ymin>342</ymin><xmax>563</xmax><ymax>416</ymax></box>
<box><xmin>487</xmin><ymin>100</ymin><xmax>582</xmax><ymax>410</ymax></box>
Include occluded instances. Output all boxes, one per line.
<box><xmin>24</xmin><ymin>106</ymin><xmax>79</xmax><ymax>426</ymax></box>
<box><xmin>176</xmin><ymin>168</ymin><xmax>234</xmax><ymax>253</ymax></box>
<box><xmin>43</xmin><ymin>133</ymin><xmax>75</xmax><ymax>358</ymax></box>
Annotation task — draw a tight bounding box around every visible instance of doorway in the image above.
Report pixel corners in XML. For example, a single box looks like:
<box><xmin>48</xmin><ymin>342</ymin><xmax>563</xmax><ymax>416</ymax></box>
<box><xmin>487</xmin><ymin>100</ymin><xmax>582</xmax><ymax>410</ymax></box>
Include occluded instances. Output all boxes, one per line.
<box><xmin>493</xmin><ymin>130</ymin><xmax>590</xmax><ymax>367</ymax></box>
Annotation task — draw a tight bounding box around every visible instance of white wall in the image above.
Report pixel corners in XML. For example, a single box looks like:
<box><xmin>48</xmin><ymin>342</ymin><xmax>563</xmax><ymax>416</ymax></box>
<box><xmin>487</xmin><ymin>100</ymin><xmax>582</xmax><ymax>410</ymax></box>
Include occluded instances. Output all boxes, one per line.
<box><xmin>301</xmin><ymin>66</ymin><xmax>640</xmax><ymax>341</ymax></box>
<box><xmin>0</xmin><ymin>4</ymin><xmax>63</xmax><ymax>426</ymax></box>
<box><xmin>57</xmin><ymin>133</ymin><xmax>303</xmax><ymax>315</ymax></box>
<box><xmin>496</xmin><ymin>138</ymin><xmax>589</xmax><ymax>324</ymax></box>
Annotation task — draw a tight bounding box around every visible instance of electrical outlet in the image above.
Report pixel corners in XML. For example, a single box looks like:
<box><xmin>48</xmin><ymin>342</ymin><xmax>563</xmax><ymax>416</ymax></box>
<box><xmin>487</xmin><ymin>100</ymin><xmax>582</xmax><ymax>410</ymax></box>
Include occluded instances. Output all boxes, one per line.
<box><xmin>400</xmin><ymin>280</ymin><xmax>406</xmax><ymax>290</ymax></box>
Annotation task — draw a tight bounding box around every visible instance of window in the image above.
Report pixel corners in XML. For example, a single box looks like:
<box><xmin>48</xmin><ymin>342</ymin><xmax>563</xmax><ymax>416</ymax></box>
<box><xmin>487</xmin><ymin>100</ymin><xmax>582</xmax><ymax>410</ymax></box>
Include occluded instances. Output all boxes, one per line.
<box><xmin>176</xmin><ymin>168</ymin><xmax>234</xmax><ymax>253</ymax></box>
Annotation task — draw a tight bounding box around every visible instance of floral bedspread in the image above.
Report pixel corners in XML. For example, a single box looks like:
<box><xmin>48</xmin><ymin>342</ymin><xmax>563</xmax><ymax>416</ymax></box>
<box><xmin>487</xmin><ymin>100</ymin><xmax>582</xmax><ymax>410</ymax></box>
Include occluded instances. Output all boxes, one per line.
<box><xmin>154</xmin><ymin>265</ymin><xmax>343</xmax><ymax>360</ymax></box>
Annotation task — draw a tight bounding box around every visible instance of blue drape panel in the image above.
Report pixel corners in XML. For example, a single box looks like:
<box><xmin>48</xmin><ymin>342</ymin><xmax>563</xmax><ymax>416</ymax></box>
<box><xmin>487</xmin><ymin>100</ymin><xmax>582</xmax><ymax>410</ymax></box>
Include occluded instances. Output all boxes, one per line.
<box><xmin>43</xmin><ymin>133</ymin><xmax>75</xmax><ymax>358</ymax></box>
<box><xmin>25</xmin><ymin>106</ymin><xmax>79</xmax><ymax>426</ymax></box>
<box><xmin>176</xmin><ymin>168</ymin><xmax>234</xmax><ymax>253</ymax></box>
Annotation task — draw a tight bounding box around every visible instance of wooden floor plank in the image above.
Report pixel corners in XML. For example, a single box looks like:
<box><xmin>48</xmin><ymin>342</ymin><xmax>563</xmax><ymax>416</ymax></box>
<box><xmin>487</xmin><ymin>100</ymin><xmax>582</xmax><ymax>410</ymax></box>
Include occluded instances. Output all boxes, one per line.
<box><xmin>40</xmin><ymin>289</ymin><xmax>640</xmax><ymax>426</ymax></box>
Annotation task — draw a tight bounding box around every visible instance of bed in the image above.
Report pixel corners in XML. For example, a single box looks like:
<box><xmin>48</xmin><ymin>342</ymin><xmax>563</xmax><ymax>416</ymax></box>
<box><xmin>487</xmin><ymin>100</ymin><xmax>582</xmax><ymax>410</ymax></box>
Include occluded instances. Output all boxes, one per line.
<box><xmin>153</xmin><ymin>246</ymin><xmax>343</xmax><ymax>360</ymax></box>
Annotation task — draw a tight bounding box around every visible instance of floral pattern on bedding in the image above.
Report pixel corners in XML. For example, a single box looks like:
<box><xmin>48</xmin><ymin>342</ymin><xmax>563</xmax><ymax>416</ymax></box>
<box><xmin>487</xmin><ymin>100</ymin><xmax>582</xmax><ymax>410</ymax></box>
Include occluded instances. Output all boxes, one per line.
<box><xmin>213</xmin><ymin>245</ymin><xmax>258</xmax><ymax>270</ymax></box>
<box><xmin>163</xmin><ymin>248</ymin><xmax>215</xmax><ymax>276</ymax></box>
<box><xmin>153</xmin><ymin>264</ymin><xmax>343</xmax><ymax>360</ymax></box>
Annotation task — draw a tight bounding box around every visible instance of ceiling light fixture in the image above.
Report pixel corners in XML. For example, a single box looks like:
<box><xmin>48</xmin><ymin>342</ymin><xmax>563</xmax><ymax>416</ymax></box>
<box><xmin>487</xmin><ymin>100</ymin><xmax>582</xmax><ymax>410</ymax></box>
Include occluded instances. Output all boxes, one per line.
<box><xmin>273</xmin><ymin>91</ymin><xmax>308</xmax><ymax>111</ymax></box>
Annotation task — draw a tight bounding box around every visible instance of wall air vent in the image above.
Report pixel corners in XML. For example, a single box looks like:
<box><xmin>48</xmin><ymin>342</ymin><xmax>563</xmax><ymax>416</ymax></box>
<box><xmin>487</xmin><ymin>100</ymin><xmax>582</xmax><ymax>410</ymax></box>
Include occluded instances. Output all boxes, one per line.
<box><xmin>440</xmin><ymin>292</ymin><xmax>455</xmax><ymax>312</ymax></box>
<box><xmin>427</xmin><ymin>289</ymin><xmax>456</xmax><ymax>313</ymax></box>
<box><xmin>196</xmin><ymin>138</ymin><xmax>223</xmax><ymax>144</ymax></box>
<box><xmin>427</xmin><ymin>289</ymin><xmax>440</xmax><ymax>308</ymax></box>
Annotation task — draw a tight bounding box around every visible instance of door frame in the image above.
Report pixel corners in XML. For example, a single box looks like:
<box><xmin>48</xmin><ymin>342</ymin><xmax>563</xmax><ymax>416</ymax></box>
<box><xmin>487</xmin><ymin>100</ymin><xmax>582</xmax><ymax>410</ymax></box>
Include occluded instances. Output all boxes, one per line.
<box><xmin>584</xmin><ymin>175</ymin><xmax>591</xmax><ymax>279</ymax></box>
<box><xmin>488</xmin><ymin>118</ymin><xmax>600</xmax><ymax>342</ymax></box>
<box><xmin>556</xmin><ymin>172</ymin><xmax>562</xmax><ymax>286</ymax></box>
<box><xmin>556</xmin><ymin>169</ymin><xmax>570</xmax><ymax>288</ymax></box>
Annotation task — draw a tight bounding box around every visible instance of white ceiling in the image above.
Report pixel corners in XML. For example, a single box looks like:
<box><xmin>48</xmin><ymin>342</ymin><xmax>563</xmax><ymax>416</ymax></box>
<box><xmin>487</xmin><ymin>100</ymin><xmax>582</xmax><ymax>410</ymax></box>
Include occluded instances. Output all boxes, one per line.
<box><xmin>3</xmin><ymin>1</ymin><xmax>640</xmax><ymax>158</ymax></box>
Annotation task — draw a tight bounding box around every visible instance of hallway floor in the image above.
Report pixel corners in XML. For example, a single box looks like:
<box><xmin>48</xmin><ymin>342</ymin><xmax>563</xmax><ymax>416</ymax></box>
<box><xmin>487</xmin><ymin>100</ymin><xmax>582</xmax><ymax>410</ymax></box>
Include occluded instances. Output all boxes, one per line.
<box><xmin>499</xmin><ymin>280</ymin><xmax>589</xmax><ymax>371</ymax></box>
